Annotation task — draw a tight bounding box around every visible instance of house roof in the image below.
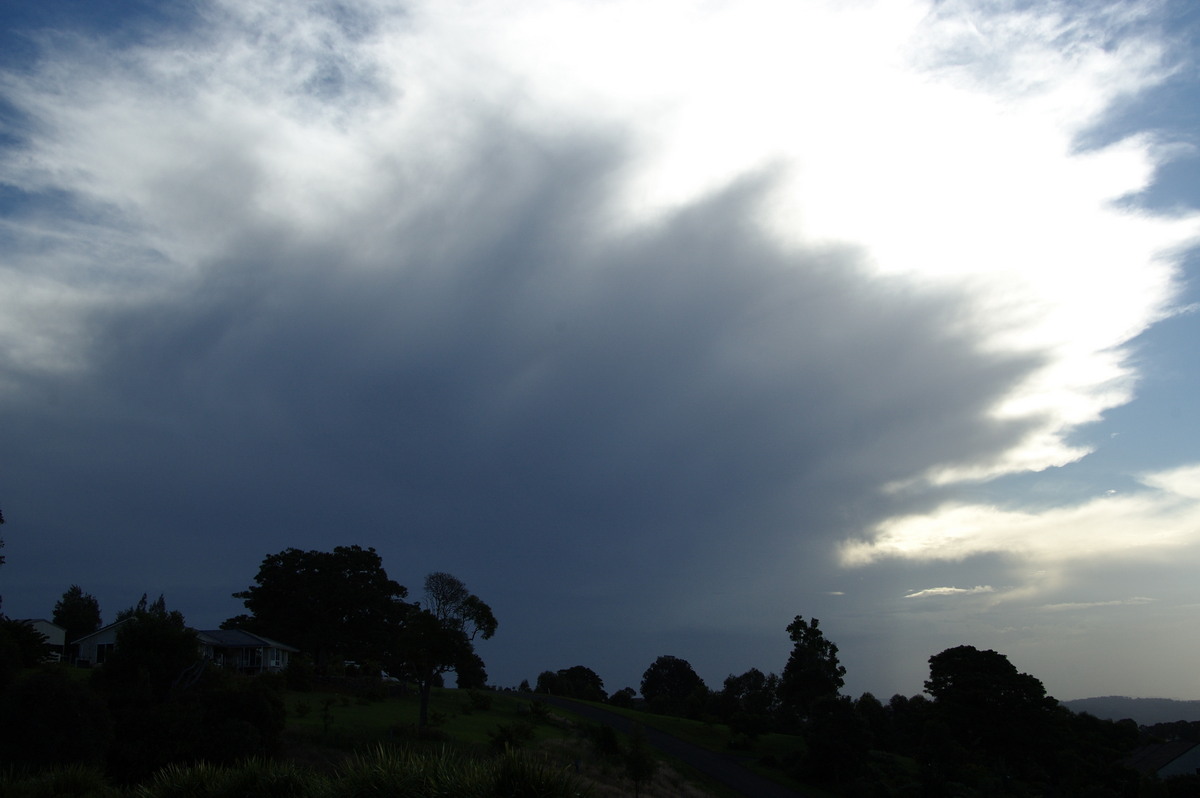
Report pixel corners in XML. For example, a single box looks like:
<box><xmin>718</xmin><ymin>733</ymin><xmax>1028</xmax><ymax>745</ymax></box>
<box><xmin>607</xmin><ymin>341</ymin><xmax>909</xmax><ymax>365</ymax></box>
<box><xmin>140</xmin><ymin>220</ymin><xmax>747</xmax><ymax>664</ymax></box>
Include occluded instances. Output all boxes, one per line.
<box><xmin>70</xmin><ymin>617</ymin><xmax>132</xmax><ymax>645</ymax></box>
<box><xmin>18</xmin><ymin>619</ymin><xmax>65</xmax><ymax>630</ymax></box>
<box><xmin>194</xmin><ymin>628</ymin><xmax>299</xmax><ymax>652</ymax></box>
<box><xmin>1124</xmin><ymin>739</ymin><xmax>1200</xmax><ymax>775</ymax></box>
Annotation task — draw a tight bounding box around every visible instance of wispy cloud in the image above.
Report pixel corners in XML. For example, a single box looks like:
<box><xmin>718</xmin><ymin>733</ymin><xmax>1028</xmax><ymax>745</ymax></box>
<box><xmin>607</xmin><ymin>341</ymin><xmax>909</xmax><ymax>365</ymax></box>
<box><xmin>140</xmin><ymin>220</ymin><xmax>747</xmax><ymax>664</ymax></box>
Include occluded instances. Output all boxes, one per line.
<box><xmin>904</xmin><ymin>585</ymin><xmax>996</xmax><ymax>599</ymax></box>
<box><xmin>1040</xmin><ymin>597</ymin><xmax>1156</xmax><ymax>612</ymax></box>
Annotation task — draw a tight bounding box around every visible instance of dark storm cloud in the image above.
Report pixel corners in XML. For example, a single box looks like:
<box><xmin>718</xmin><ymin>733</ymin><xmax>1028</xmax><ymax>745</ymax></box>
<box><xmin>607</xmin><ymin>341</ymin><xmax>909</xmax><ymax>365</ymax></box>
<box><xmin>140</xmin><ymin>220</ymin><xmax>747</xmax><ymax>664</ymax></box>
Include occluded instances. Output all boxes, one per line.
<box><xmin>0</xmin><ymin>123</ymin><xmax>1042</xmax><ymax>677</ymax></box>
<box><xmin>14</xmin><ymin>0</ymin><xmax>1191</xmax><ymax>695</ymax></box>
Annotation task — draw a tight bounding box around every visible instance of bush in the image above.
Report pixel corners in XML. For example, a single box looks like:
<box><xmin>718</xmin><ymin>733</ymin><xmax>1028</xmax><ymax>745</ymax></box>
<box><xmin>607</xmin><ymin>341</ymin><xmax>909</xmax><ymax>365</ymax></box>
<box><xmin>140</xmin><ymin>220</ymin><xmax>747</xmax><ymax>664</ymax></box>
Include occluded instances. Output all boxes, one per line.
<box><xmin>285</xmin><ymin>655</ymin><xmax>317</xmax><ymax>692</ymax></box>
<box><xmin>466</xmin><ymin>688</ymin><xmax>493</xmax><ymax>712</ymax></box>
<box><xmin>487</xmin><ymin>721</ymin><xmax>536</xmax><ymax>754</ymax></box>
<box><xmin>0</xmin><ymin>669</ymin><xmax>112</xmax><ymax>769</ymax></box>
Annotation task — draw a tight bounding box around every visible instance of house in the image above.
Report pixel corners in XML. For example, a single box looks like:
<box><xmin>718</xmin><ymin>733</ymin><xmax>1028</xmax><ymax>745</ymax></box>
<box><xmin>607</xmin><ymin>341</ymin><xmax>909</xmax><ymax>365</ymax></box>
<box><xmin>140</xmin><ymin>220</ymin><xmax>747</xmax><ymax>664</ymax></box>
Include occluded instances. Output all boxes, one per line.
<box><xmin>195</xmin><ymin>629</ymin><xmax>298</xmax><ymax>674</ymax></box>
<box><xmin>17</xmin><ymin>619</ymin><xmax>66</xmax><ymax>662</ymax></box>
<box><xmin>72</xmin><ymin>618</ymin><xmax>132</xmax><ymax>667</ymax></box>
<box><xmin>71</xmin><ymin>619</ymin><xmax>298</xmax><ymax>674</ymax></box>
<box><xmin>1125</xmin><ymin>739</ymin><xmax>1200</xmax><ymax>778</ymax></box>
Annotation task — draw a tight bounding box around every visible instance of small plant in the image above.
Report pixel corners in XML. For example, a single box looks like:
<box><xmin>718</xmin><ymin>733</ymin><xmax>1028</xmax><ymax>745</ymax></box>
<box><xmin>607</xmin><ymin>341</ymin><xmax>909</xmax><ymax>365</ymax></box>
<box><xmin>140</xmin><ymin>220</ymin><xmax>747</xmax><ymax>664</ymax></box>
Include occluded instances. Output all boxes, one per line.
<box><xmin>320</xmin><ymin>697</ymin><xmax>337</xmax><ymax>736</ymax></box>
<box><xmin>293</xmin><ymin>701</ymin><xmax>311</xmax><ymax>718</ymax></box>
<box><xmin>487</xmin><ymin>720</ymin><xmax>536</xmax><ymax>754</ymax></box>
<box><xmin>587</xmin><ymin>723</ymin><xmax>622</xmax><ymax>761</ymax></box>
<box><xmin>623</xmin><ymin>724</ymin><xmax>657</xmax><ymax>798</ymax></box>
<box><xmin>466</xmin><ymin>688</ymin><xmax>493</xmax><ymax>712</ymax></box>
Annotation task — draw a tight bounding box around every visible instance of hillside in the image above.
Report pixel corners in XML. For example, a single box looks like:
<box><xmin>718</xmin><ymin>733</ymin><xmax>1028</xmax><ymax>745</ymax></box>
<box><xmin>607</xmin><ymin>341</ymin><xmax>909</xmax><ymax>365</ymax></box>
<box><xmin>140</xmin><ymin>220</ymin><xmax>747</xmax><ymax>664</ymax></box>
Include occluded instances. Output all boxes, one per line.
<box><xmin>1063</xmin><ymin>697</ymin><xmax>1200</xmax><ymax>725</ymax></box>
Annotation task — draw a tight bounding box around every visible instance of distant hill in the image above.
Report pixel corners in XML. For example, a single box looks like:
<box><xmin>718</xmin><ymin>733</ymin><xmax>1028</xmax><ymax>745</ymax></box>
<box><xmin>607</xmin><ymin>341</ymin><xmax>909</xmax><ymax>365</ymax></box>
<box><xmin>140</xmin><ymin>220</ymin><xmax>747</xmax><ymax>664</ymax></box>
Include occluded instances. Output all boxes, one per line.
<box><xmin>1063</xmin><ymin>697</ymin><xmax>1200</xmax><ymax>726</ymax></box>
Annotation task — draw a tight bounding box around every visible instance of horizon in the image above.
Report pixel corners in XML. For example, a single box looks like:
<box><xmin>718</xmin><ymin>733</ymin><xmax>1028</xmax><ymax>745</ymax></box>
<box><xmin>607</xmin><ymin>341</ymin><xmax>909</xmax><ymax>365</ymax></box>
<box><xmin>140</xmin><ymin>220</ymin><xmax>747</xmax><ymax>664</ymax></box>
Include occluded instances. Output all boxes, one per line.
<box><xmin>3</xmin><ymin>0</ymin><xmax>1200</xmax><ymax>705</ymax></box>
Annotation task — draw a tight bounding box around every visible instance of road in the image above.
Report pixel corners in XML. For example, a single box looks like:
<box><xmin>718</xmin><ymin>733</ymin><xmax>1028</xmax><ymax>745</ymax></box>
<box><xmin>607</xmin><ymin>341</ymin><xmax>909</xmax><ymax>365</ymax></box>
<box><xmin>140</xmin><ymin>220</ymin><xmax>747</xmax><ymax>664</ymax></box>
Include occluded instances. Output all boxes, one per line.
<box><xmin>527</xmin><ymin>694</ymin><xmax>817</xmax><ymax>798</ymax></box>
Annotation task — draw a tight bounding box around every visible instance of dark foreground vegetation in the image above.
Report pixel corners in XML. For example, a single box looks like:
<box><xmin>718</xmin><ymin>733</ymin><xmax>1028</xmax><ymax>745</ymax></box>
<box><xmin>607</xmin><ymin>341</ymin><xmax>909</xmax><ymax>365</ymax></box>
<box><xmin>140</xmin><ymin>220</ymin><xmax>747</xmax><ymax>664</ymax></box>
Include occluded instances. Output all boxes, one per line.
<box><xmin>0</xmin><ymin>534</ymin><xmax>1196</xmax><ymax>796</ymax></box>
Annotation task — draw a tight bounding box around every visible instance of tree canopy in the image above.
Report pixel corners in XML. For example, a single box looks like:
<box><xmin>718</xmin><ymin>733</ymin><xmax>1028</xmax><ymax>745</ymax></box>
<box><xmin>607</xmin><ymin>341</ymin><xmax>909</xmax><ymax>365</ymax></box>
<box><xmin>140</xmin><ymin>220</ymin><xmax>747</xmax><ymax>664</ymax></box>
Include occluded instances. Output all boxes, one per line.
<box><xmin>640</xmin><ymin>655</ymin><xmax>707</xmax><ymax>716</ymax></box>
<box><xmin>227</xmin><ymin>545</ymin><xmax>410</xmax><ymax>667</ymax></box>
<box><xmin>536</xmin><ymin>665</ymin><xmax>607</xmax><ymax>701</ymax></box>
<box><xmin>423</xmin><ymin>572</ymin><xmax>498</xmax><ymax>641</ymax></box>
<box><xmin>389</xmin><ymin>572</ymin><xmax>497</xmax><ymax>727</ymax></box>
<box><xmin>53</xmin><ymin>585</ymin><xmax>102</xmax><ymax>649</ymax></box>
<box><xmin>777</xmin><ymin>615</ymin><xmax>845</xmax><ymax>727</ymax></box>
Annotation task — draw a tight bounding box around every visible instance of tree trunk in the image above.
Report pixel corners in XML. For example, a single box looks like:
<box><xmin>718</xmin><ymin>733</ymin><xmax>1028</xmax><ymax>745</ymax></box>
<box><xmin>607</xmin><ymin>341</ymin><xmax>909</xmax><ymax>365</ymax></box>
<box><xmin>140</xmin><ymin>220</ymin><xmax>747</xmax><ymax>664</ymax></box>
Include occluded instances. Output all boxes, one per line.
<box><xmin>418</xmin><ymin>678</ymin><xmax>432</xmax><ymax>728</ymax></box>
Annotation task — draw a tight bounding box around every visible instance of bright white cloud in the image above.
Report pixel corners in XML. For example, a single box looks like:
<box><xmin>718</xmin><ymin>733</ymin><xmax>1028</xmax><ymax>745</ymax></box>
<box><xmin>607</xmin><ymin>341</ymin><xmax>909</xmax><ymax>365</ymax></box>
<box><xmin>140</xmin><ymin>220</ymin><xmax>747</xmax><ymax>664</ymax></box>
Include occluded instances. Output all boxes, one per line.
<box><xmin>3</xmin><ymin>0</ymin><xmax>1195</xmax><ymax>480</ymax></box>
<box><xmin>904</xmin><ymin>585</ymin><xmax>996</xmax><ymax>599</ymax></box>
<box><xmin>843</xmin><ymin>463</ymin><xmax>1200</xmax><ymax>567</ymax></box>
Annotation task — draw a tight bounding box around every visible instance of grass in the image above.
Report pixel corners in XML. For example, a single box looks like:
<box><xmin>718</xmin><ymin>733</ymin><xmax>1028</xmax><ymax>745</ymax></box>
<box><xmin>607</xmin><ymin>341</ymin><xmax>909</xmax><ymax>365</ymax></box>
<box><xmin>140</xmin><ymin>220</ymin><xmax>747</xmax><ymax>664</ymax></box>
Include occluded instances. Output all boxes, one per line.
<box><xmin>543</xmin><ymin>698</ymin><xmax>822</xmax><ymax>795</ymax></box>
<box><xmin>283</xmin><ymin>687</ymin><xmax>574</xmax><ymax>749</ymax></box>
<box><xmin>1</xmin><ymin>679</ymin><xmax>801</xmax><ymax>797</ymax></box>
<box><xmin>281</xmin><ymin>686</ymin><xmax>743</xmax><ymax>796</ymax></box>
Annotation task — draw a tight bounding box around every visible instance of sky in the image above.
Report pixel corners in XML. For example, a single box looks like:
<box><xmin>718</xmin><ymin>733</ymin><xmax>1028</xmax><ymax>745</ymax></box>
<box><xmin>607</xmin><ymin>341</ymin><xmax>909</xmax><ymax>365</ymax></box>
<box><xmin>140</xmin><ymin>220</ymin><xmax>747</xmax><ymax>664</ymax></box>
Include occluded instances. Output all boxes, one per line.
<box><xmin>2</xmin><ymin>0</ymin><xmax>1200</xmax><ymax>703</ymax></box>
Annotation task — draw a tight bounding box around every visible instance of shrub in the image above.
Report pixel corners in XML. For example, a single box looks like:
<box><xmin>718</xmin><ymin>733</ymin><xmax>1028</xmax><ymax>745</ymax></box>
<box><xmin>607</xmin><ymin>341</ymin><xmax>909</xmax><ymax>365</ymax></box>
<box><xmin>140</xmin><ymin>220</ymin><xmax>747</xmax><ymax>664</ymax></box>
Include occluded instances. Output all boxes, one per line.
<box><xmin>0</xmin><ymin>669</ymin><xmax>112</xmax><ymax>769</ymax></box>
<box><xmin>487</xmin><ymin>721</ymin><xmax>536</xmax><ymax>754</ymax></box>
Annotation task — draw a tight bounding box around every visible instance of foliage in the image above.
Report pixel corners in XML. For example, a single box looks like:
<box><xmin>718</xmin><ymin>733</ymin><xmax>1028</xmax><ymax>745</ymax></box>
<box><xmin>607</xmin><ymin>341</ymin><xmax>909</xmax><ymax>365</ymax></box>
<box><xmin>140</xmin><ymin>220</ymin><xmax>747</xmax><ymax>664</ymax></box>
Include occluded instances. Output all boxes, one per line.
<box><xmin>228</xmin><ymin>545</ymin><xmax>410</xmax><ymax>668</ymax></box>
<box><xmin>54</xmin><ymin>585</ymin><xmax>103</xmax><ymax>654</ymax></box>
<box><xmin>423</xmin><ymin>572</ymin><xmax>497</xmax><ymax>641</ymax></box>
<box><xmin>622</xmin><ymin>724</ymin><xmax>657</xmax><ymax>798</ymax></box>
<box><xmin>487</xmin><ymin>719</ymin><xmax>536</xmax><ymax>753</ymax></box>
<box><xmin>0</xmin><ymin>764</ymin><xmax>118</xmax><ymax>798</ymax></box>
<box><xmin>0</xmin><ymin>618</ymin><xmax>50</xmax><ymax>673</ymax></box>
<box><xmin>134</xmin><ymin>758</ymin><xmax>319</xmax><ymax>798</ymax></box>
<box><xmin>777</xmin><ymin>615</ymin><xmax>845</xmax><ymax>728</ymax></box>
<box><xmin>608</xmin><ymin>686</ymin><xmax>636</xmax><ymax>708</ymax></box>
<box><xmin>390</xmin><ymin>608</ymin><xmax>471</xmax><ymax>728</ymax></box>
<box><xmin>389</xmin><ymin>573</ymin><xmax>497</xmax><ymax>728</ymax></box>
<box><xmin>93</xmin><ymin>597</ymin><xmax>199</xmax><ymax>705</ymax></box>
<box><xmin>924</xmin><ymin>644</ymin><xmax>1059</xmax><ymax>761</ymax></box>
<box><xmin>0</xmin><ymin>668</ymin><xmax>113</xmax><ymax>769</ymax></box>
<box><xmin>640</xmin><ymin>655</ymin><xmax>708</xmax><ymax>717</ymax></box>
<box><xmin>455</xmin><ymin>650</ymin><xmax>488</xmax><ymax>689</ymax></box>
<box><xmin>717</xmin><ymin>667</ymin><xmax>779</xmax><ymax>737</ymax></box>
<box><xmin>536</xmin><ymin>665</ymin><xmax>607</xmax><ymax>702</ymax></box>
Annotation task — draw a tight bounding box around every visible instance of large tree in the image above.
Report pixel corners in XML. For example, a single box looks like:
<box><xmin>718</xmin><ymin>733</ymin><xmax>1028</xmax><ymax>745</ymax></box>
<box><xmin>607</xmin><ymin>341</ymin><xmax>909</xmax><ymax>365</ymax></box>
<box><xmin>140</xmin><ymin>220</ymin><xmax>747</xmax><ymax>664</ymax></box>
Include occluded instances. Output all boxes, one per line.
<box><xmin>423</xmin><ymin>572</ymin><xmax>498</xmax><ymax>641</ymax></box>
<box><xmin>777</xmin><ymin>615</ymin><xmax>846</xmax><ymax>728</ymax></box>
<box><xmin>536</xmin><ymin>665</ymin><xmax>607</xmax><ymax>701</ymax></box>
<box><xmin>53</xmin><ymin>585</ymin><xmax>102</xmax><ymax>658</ymax></box>
<box><xmin>640</xmin><ymin>655</ymin><xmax>707</xmax><ymax>716</ymax></box>
<box><xmin>227</xmin><ymin>545</ymin><xmax>410</xmax><ymax>667</ymax></box>
<box><xmin>393</xmin><ymin>572</ymin><xmax>497</xmax><ymax>727</ymax></box>
<box><xmin>925</xmin><ymin>645</ymin><xmax>1059</xmax><ymax>759</ymax></box>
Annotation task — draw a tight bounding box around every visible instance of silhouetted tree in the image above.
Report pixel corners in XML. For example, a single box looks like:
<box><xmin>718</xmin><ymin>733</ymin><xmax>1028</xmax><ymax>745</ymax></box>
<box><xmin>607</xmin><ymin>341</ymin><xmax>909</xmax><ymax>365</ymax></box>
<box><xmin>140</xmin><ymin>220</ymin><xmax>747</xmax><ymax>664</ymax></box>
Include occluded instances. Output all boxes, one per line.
<box><xmin>93</xmin><ymin>595</ymin><xmax>198</xmax><ymax>705</ymax></box>
<box><xmin>924</xmin><ymin>645</ymin><xmax>1061</xmax><ymax>782</ymax></box>
<box><xmin>777</xmin><ymin>615</ymin><xmax>845</xmax><ymax>728</ymax></box>
<box><xmin>455</xmin><ymin>650</ymin><xmax>488</xmax><ymax>689</ymax></box>
<box><xmin>802</xmin><ymin>695</ymin><xmax>871</xmax><ymax>786</ymax></box>
<box><xmin>640</xmin><ymin>655</ymin><xmax>708</xmax><ymax>717</ymax></box>
<box><xmin>423</xmin><ymin>572</ymin><xmax>498</xmax><ymax>641</ymax></box>
<box><xmin>53</xmin><ymin>584</ymin><xmax>101</xmax><ymax>661</ymax></box>
<box><xmin>535</xmin><ymin>665</ymin><xmax>607</xmax><ymax>701</ymax></box>
<box><xmin>0</xmin><ymin>618</ymin><xmax>48</xmax><ymax>687</ymax></box>
<box><xmin>228</xmin><ymin>545</ymin><xmax>410</xmax><ymax>667</ymax></box>
<box><xmin>719</xmin><ymin>667</ymin><xmax>779</xmax><ymax>736</ymax></box>
<box><xmin>609</xmin><ymin>686</ymin><xmax>637</xmax><ymax>708</ymax></box>
<box><xmin>91</xmin><ymin>595</ymin><xmax>203</xmax><ymax>781</ymax></box>
<box><xmin>392</xmin><ymin>607</ymin><xmax>470</xmax><ymax>728</ymax></box>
